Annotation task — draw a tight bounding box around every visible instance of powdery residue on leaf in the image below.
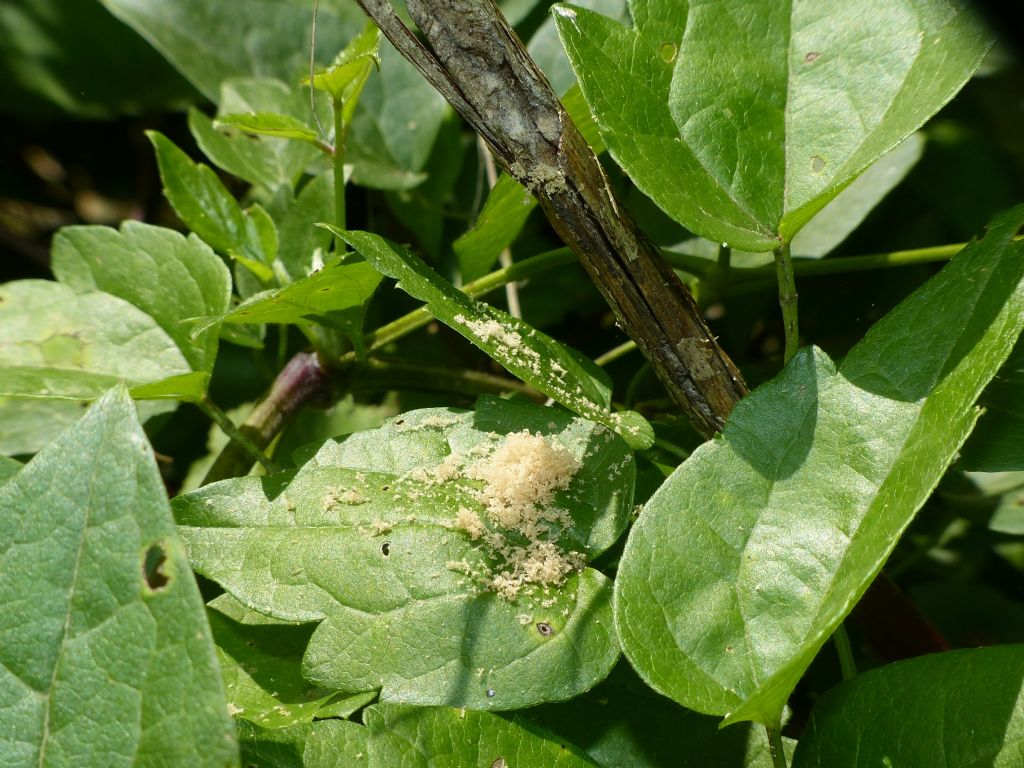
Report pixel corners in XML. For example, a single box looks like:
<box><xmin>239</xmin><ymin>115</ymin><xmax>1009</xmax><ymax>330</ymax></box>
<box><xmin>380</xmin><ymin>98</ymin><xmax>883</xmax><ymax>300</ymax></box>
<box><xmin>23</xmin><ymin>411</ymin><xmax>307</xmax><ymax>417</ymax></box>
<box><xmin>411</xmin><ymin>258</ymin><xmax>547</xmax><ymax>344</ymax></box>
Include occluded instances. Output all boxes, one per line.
<box><xmin>451</xmin><ymin>430</ymin><xmax>586</xmax><ymax>601</ymax></box>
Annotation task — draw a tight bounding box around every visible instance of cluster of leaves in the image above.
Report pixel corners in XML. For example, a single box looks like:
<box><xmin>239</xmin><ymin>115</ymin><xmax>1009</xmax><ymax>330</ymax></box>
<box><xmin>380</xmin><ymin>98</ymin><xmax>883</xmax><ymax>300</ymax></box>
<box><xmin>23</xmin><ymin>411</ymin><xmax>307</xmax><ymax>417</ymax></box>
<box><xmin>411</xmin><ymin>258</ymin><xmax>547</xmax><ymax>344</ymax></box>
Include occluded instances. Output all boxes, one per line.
<box><xmin>2</xmin><ymin>1</ymin><xmax>1024</xmax><ymax>766</ymax></box>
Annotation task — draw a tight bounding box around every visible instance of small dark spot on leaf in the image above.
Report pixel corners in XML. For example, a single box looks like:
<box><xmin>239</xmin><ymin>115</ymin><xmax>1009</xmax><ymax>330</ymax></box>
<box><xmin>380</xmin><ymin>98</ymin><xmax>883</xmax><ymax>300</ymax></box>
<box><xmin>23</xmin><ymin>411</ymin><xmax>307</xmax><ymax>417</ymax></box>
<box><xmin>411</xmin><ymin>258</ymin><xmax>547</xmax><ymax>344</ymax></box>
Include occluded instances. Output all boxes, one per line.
<box><xmin>381</xmin><ymin>541</ymin><xmax>391</xmax><ymax>556</ymax></box>
<box><xmin>319</xmin><ymin>287</ymin><xmax>331</xmax><ymax>292</ymax></box>
<box><xmin>805</xmin><ymin>51</ymin><xmax>821</xmax><ymax>63</ymax></box>
<box><xmin>142</xmin><ymin>543</ymin><xmax>170</xmax><ymax>591</ymax></box>
<box><xmin>382</xmin><ymin>485</ymin><xmax>390</xmax><ymax>491</ymax></box>
<box><xmin>246</xmin><ymin>639</ymin><xmax>257</xmax><ymax>647</ymax></box>
<box><xmin>395</xmin><ymin>419</ymin><xmax>405</xmax><ymax>425</ymax></box>
<box><xmin>536</xmin><ymin>621</ymin><xmax>554</xmax><ymax>636</ymax></box>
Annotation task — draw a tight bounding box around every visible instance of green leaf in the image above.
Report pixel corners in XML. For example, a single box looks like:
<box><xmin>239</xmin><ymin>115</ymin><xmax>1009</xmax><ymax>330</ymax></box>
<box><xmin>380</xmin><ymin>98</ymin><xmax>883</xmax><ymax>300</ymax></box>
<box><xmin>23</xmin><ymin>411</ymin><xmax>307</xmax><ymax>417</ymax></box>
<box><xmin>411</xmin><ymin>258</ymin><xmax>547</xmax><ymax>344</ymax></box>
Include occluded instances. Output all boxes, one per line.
<box><xmin>304</xmin><ymin>21</ymin><xmax>380</xmax><ymax>126</ymax></box>
<box><xmin>331</xmin><ymin>227</ymin><xmax>654</xmax><ymax>450</ymax></box>
<box><xmin>190</xmin><ymin>81</ymin><xmax>324</xmax><ymax>192</ymax></box>
<box><xmin>454</xmin><ymin>174</ymin><xmax>537</xmax><ymax>283</ymax></box>
<box><xmin>0</xmin><ymin>280</ymin><xmax>192</xmax><ymax>400</ymax></box>
<box><xmin>364</xmin><ymin>702</ymin><xmax>598</xmax><ymax>767</ymax></box>
<box><xmin>789</xmin><ymin>133</ymin><xmax>925</xmax><ymax>258</ymax></box>
<box><xmin>209</xmin><ymin>609</ymin><xmax>373</xmax><ymax>729</ymax></box>
<box><xmin>175</xmin><ymin>399</ymin><xmax>632</xmax><ymax>709</ymax></box>
<box><xmin>0</xmin><ymin>398</ymin><xmax>89</xmax><ymax>456</ymax></box>
<box><xmin>51</xmin><ymin>221</ymin><xmax>231</xmax><ymax>373</ymax></box>
<box><xmin>267</xmin><ymin>174</ymin><xmax>335</xmax><ymax>283</ymax></box>
<box><xmin>0</xmin><ymin>387</ymin><xmax>238</xmax><ymax>766</ymax></box>
<box><xmin>959</xmin><ymin>336</ymin><xmax>1024</xmax><ymax>472</ymax></box>
<box><xmin>100</xmin><ymin>0</ymin><xmax>367</xmax><ymax>103</ymax></box>
<box><xmin>614</xmin><ymin>206</ymin><xmax>1024</xmax><ymax>724</ymax></box>
<box><xmin>0</xmin><ymin>456</ymin><xmax>21</xmax><ymax>486</ymax></box>
<box><xmin>528</xmin><ymin>661</ymin><xmax>789</xmax><ymax>768</ymax></box>
<box><xmin>149</xmin><ymin>130</ymin><xmax>248</xmax><ymax>254</ymax></box>
<box><xmin>236</xmin><ymin>719</ymin><xmax>368</xmax><ymax>768</ymax></box>
<box><xmin>203</xmin><ymin>259</ymin><xmax>382</xmax><ymax>351</ymax></box>
<box><xmin>528</xmin><ymin>0</ymin><xmax>627</xmax><ymax>96</ymax></box>
<box><xmin>555</xmin><ymin>0</ymin><xmax>992</xmax><ymax>251</ymax></box>
<box><xmin>216</xmin><ymin>112</ymin><xmax>322</xmax><ymax>143</ymax></box>
<box><xmin>791</xmin><ymin>646</ymin><xmax>1024</xmax><ymax>767</ymax></box>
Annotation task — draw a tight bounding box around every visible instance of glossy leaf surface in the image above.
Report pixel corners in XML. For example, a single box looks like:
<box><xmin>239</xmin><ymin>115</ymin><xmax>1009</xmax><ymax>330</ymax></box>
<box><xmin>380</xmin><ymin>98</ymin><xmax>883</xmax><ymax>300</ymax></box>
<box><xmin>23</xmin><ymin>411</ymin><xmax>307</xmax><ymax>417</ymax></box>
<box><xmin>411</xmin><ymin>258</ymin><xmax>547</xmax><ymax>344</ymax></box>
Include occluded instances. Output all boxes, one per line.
<box><xmin>615</xmin><ymin>206</ymin><xmax>1024</xmax><ymax>724</ymax></box>
<box><xmin>555</xmin><ymin>0</ymin><xmax>991</xmax><ymax>251</ymax></box>
<box><xmin>0</xmin><ymin>387</ymin><xmax>237</xmax><ymax>766</ymax></box>
<box><xmin>175</xmin><ymin>399</ymin><xmax>633</xmax><ymax>710</ymax></box>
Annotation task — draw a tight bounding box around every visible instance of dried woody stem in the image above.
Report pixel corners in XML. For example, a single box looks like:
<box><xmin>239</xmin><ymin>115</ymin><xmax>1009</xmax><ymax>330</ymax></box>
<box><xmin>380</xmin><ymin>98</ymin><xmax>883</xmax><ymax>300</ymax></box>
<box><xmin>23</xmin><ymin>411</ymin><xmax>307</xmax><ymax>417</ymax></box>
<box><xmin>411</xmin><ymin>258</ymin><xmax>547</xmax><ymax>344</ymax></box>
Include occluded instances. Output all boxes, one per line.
<box><xmin>353</xmin><ymin>0</ymin><xmax>747</xmax><ymax>437</ymax></box>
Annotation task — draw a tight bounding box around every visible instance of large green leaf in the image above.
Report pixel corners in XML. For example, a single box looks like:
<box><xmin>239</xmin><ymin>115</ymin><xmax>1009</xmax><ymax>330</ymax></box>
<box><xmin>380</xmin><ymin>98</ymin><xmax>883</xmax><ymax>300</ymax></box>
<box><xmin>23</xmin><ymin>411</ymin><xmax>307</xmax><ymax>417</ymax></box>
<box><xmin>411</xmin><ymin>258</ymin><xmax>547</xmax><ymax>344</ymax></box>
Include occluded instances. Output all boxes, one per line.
<box><xmin>614</xmin><ymin>206</ymin><xmax>1024</xmax><ymax>725</ymax></box>
<box><xmin>792</xmin><ymin>646</ymin><xmax>1024</xmax><ymax>767</ymax></box>
<box><xmin>364</xmin><ymin>703</ymin><xmax>597</xmax><ymax>767</ymax></box>
<box><xmin>332</xmin><ymin>227</ymin><xmax>653</xmax><ymax>450</ymax></box>
<box><xmin>555</xmin><ymin>0</ymin><xmax>992</xmax><ymax>251</ymax></box>
<box><xmin>175</xmin><ymin>399</ymin><xmax>633</xmax><ymax>709</ymax></box>
<box><xmin>0</xmin><ymin>387</ymin><xmax>237</xmax><ymax>766</ymax></box>
<box><xmin>0</xmin><ymin>280</ymin><xmax>193</xmax><ymax>399</ymax></box>
<box><xmin>266</xmin><ymin>174</ymin><xmax>335</xmax><ymax>283</ymax></box>
<box><xmin>51</xmin><ymin>221</ymin><xmax>231</xmax><ymax>373</ymax></box>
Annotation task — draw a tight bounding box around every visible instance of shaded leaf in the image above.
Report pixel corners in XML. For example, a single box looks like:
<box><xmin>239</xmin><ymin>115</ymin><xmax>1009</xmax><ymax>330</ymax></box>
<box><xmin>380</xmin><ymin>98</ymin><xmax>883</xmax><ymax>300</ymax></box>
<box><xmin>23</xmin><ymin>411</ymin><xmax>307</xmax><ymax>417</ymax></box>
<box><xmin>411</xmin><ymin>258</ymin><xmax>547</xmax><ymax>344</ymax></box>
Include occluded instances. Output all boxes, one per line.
<box><xmin>267</xmin><ymin>174</ymin><xmax>335</xmax><ymax>283</ymax></box>
<box><xmin>175</xmin><ymin>399</ymin><xmax>632</xmax><ymax>709</ymax></box>
<box><xmin>209</xmin><ymin>609</ymin><xmax>372</xmax><ymax>729</ymax></box>
<box><xmin>959</xmin><ymin>335</ymin><xmax>1024</xmax><ymax>472</ymax></box>
<box><xmin>0</xmin><ymin>456</ymin><xmax>21</xmax><ymax>486</ymax></box>
<box><xmin>792</xmin><ymin>646</ymin><xmax>1024</xmax><ymax>768</ymax></box>
<box><xmin>332</xmin><ymin>227</ymin><xmax>653</xmax><ymax>449</ymax></box>
<box><xmin>0</xmin><ymin>387</ymin><xmax>237</xmax><ymax>766</ymax></box>
<box><xmin>236</xmin><ymin>719</ymin><xmax>368</xmax><ymax>768</ymax></box>
<box><xmin>615</xmin><ymin>206</ymin><xmax>1024</xmax><ymax>724</ymax></box>
<box><xmin>555</xmin><ymin>0</ymin><xmax>992</xmax><ymax>251</ymax></box>
<box><xmin>454</xmin><ymin>174</ymin><xmax>536</xmax><ymax>283</ymax></box>
<box><xmin>216</xmin><ymin>112</ymin><xmax>322</xmax><ymax>143</ymax></box>
<box><xmin>364</xmin><ymin>702</ymin><xmax>597</xmax><ymax>767</ymax></box>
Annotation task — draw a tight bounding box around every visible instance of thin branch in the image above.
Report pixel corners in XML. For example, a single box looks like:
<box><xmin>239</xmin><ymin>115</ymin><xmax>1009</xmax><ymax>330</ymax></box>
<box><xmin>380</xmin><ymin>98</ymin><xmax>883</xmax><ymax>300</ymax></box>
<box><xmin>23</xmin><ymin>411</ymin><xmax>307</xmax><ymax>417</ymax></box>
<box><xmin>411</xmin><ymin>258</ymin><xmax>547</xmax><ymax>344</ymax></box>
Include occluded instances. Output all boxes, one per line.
<box><xmin>773</xmin><ymin>243</ymin><xmax>799</xmax><ymax>363</ymax></box>
<box><xmin>352</xmin><ymin>0</ymin><xmax>747</xmax><ymax>438</ymax></box>
<box><xmin>477</xmin><ymin>135</ymin><xmax>521</xmax><ymax>317</ymax></box>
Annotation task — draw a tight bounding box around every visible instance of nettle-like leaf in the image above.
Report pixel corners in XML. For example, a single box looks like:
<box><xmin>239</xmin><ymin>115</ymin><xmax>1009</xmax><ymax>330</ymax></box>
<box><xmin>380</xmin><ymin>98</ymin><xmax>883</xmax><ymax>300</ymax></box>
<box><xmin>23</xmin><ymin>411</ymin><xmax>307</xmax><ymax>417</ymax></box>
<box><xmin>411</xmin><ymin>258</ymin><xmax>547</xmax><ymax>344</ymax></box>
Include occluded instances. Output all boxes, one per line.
<box><xmin>305</xmin><ymin>21</ymin><xmax>380</xmax><ymax>126</ymax></box>
<box><xmin>191</xmin><ymin>78</ymin><xmax>327</xmax><ymax>192</ymax></box>
<box><xmin>0</xmin><ymin>387</ymin><xmax>237</xmax><ymax>766</ymax></box>
<box><xmin>615</xmin><ymin>206</ymin><xmax>1024</xmax><ymax>725</ymax></box>
<box><xmin>51</xmin><ymin>221</ymin><xmax>231</xmax><ymax>373</ymax></box>
<box><xmin>332</xmin><ymin>226</ymin><xmax>654</xmax><ymax>450</ymax></box>
<box><xmin>175</xmin><ymin>398</ymin><xmax>634</xmax><ymax>710</ymax></box>
<box><xmin>195</xmin><ymin>260</ymin><xmax>382</xmax><ymax>348</ymax></box>
<box><xmin>792</xmin><ymin>645</ymin><xmax>1024</xmax><ymax>767</ymax></box>
<box><xmin>555</xmin><ymin>0</ymin><xmax>992</xmax><ymax>251</ymax></box>
<box><xmin>364</xmin><ymin>702</ymin><xmax>598</xmax><ymax>767</ymax></box>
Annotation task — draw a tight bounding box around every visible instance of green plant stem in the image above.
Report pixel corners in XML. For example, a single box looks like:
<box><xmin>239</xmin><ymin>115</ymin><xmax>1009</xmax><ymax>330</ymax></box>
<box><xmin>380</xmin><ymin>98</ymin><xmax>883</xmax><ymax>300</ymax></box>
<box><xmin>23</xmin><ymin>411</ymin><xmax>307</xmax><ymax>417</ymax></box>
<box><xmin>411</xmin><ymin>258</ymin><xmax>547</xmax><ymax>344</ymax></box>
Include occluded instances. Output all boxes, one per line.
<box><xmin>350</xmin><ymin>356</ymin><xmax>543</xmax><ymax>400</ymax></box>
<box><xmin>594</xmin><ymin>339</ymin><xmax>638</xmax><ymax>367</ymax></box>
<box><xmin>766</xmin><ymin>724</ymin><xmax>788</xmax><ymax>768</ymax></box>
<box><xmin>202</xmin><ymin>351</ymin><xmax>334</xmax><ymax>484</ymax></box>
<box><xmin>333</xmin><ymin>95</ymin><xmax>348</xmax><ymax>255</ymax></box>
<box><xmin>340</xmin><ymin>247</ymin><xmax>574</xmax><ymax>364</ymax></box>
<box><xmin>774</xmin><ymin>243</ymin><xmax>799</xmax><ymax>363</ymax></box>
<box><xmin>197</xmin><ymin>397</ymin><xmax>278</xmax><ymax>476</ymax></box>
<box><xmin>833</xmin><ymin>623</ymin><xmax>858</xmax><ymax>681</ymax></box>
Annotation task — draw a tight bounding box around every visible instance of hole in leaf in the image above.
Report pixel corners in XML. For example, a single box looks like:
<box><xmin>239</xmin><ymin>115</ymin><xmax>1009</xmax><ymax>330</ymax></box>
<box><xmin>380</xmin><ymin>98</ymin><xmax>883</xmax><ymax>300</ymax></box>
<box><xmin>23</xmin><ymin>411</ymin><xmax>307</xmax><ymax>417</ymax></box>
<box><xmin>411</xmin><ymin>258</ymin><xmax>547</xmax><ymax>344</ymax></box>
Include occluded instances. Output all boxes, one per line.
<box><xmin>491</xmin><ymin>759</ymin><xmax>507</xmax><ymax>768</ymax></box>
<box><xmin>142</xmin><ymin>543</ymin><xmax>170</xmax><ymax>591</ymax></box>
<box><xmin>658</xmin><ymin>42</ymin><xmax>677</xmax><ymax>63</ymax></box>
<box><xmin>805</xmin><ymin>51</ymin><xmax>821</xmax><ymax>63</ymax></box>
<box><xmin>536</xmin><ymin>621</ymin><xmax>554</xmax><ymax>636</ymax></box>
<box><xmin>810</xmin><ymin>155</ymin><xmax>826</xmax><ymax>172</ymax></box>
<box><xmin>381</xmin><ymin>541</ymin><xmax>391</xmax><ymax>556</ymax></box>
<box><xmin>486</xmin><ymin>687</ymin><xmax>496</xmax><ymax>698</ymax></box>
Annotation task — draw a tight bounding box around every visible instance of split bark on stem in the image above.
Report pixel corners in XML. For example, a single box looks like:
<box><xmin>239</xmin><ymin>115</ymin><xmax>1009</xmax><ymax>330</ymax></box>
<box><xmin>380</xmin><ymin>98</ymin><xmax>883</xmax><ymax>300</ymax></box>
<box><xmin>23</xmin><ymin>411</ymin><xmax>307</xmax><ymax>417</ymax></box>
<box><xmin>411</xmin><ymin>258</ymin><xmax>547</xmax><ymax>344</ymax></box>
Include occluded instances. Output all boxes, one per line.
<box><xmin>352</xmin><ymin>0</ymin><xmax>747</xmax><ymax>437</ymax></box>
